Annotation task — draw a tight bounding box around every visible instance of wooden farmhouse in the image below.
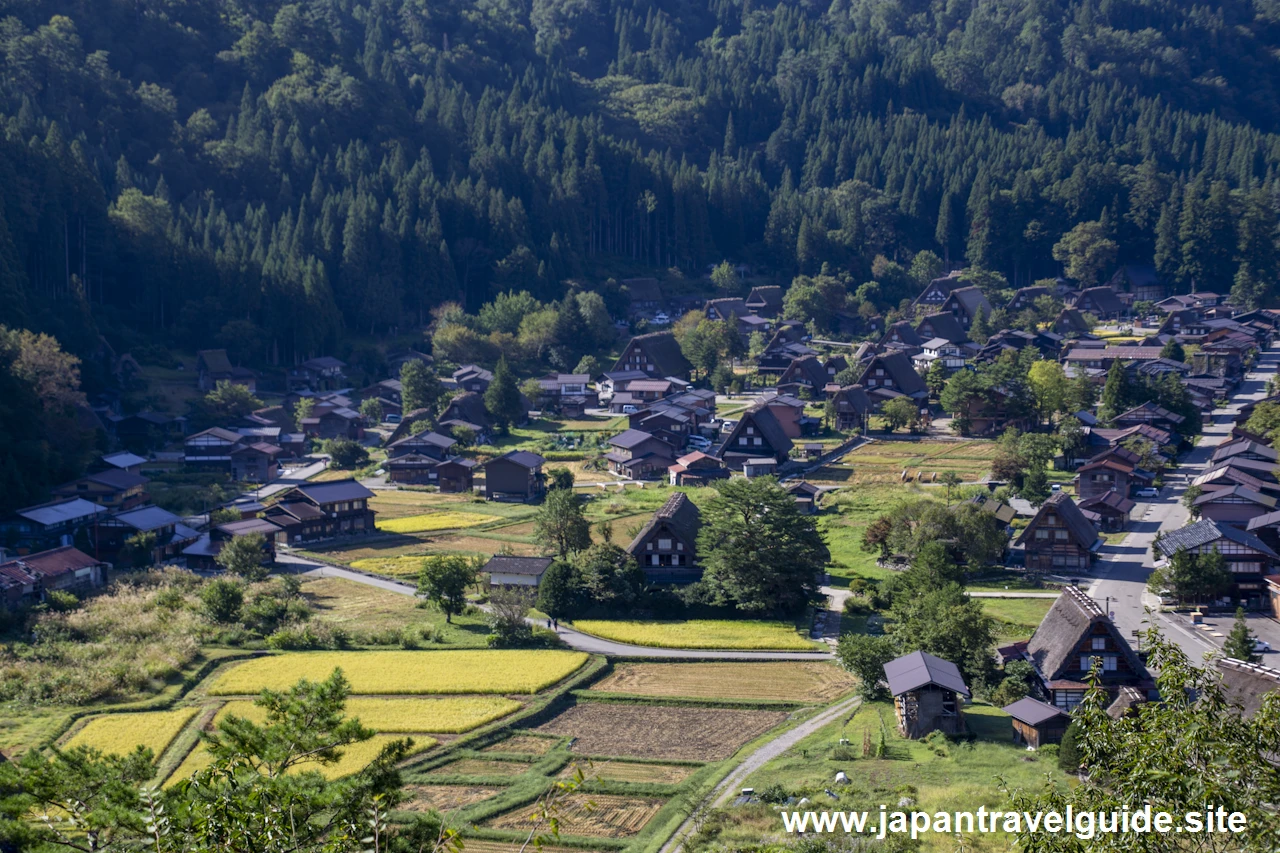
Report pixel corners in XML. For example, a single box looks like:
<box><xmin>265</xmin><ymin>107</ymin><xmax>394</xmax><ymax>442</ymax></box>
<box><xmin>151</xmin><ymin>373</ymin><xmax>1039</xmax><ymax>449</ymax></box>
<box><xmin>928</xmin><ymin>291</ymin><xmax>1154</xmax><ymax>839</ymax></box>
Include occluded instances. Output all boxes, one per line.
<box><xmin>481</xmin><ymin>451</ymin><xmax>546</xmax><ymax>502</ymax></box>
<box><xmin>883</xmin><ymin>651</ymin><xmax>970</xmax><ymax>738</ymax></box>
<box><xmin>1015</xmin><ymin>493</ymin><xmax>1101</xmax><ymax>572</ymax></box>
<box><xmin>1021</xmin><ymin>586</ymin><xmax>1151</xmax><ymax>712</ymax></box>
<box><xmin>263</xmin><ymin>480</ymin><xmax>377</xmax><ymax>544</ymax></box>
<box><xmin>626</xmin><ymin>492</ymin><xmax>702</xmax><ymax>583</ymax></box>
<box><xmin>611</xmin><ymin>332</ymin><xmax>692</xmax><ymax>379</ymax></box>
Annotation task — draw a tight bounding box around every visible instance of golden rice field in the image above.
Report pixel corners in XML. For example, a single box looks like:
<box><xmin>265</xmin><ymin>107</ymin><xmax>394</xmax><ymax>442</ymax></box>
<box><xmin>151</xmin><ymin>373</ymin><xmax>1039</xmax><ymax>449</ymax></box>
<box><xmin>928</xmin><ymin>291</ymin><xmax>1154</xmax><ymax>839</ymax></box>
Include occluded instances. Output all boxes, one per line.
<box><xmin>376</xmin><ymin>511</ymin><xmax>494</xmax><ymax>534</ymax></box>
<box><xmin>167</xmin><ymin>734</ymin><xmax>436</xmax><ymax>784</ymax></box>
<box><xmin>214</xmin><ymin>696</ymin><xmax>522</xmax><ymax>733</ymax></box>
<box><xmin>841</xmin><ymin>439</ymin><xmax>997</xmax><ymax>484</ymax></box>
<box><xmin>208</xmin><ymin>650</ymin><xmax>589</xmax><ymax>695</ymax></box>
<box><xmin>64</xmin><ymin>708</ymin><xmax>198</xmax><ymax>759</ymax></box>
<box><xmin>349</xmin><ymin>555</ymin><xmax>428</xmax><ymax>578</ymax></box>
<box><xmin>590</xmin><ymin>662</ymin><xmax>854</xmax><ymax>702</ymax></box>
<box><xmin>570</xmin><ymin>620</ymin><xmax>818</xmax><ymax>651</ymax></box>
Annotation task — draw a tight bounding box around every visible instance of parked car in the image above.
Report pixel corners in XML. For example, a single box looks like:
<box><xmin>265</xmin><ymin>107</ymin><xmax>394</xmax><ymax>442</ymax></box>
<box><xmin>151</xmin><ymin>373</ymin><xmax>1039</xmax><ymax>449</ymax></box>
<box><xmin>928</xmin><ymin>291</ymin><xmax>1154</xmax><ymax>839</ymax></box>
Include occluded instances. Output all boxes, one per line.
<box><xmin>652</xmin><ymin>312</ymin><xmax>670</xmax><ymax>325</ymax></box>
<box><xmin>1256</xmin><ymin>639</ymin><xmax>1272</xmax><ymax>653</ymax></box>
<box><xmin>385</xmin><ymin>413</ymin><xmax>402</xmax><ymax>424</ymax></box>
<box><xmin>686</xmin><ymin>435</ymin><xmax>712</xmax><ymax>451</ymax></box>
<box><xmin>1135</xmin><ymin>487</ymin><xmax>1159</xmax><ymax>498</ymax></box>
<box><xmin>622</xmin><ymin>404</ymin><xmax>639</xmax><ymax>414</ymax></box>
<box><xmin>1050</xmin><ymin>483</ymin><xmax>1061</xmax><ymax>492</ymax></box>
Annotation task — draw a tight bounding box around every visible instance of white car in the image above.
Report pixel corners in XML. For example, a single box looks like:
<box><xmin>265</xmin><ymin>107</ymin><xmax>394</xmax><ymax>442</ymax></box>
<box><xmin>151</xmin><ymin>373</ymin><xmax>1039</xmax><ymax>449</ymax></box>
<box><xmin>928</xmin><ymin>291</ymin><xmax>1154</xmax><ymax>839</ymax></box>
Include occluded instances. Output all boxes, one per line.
<box><xmin>621</xmin><ymin>404</ymin><xmax>639</xmax><ymax>414</ymax></box>
<box><xmin>1135</xmin><ymin>487</ymin><xmax>1159</xmax><ymax>498</ymax></box>
<box><xmin>652</xmin><ymin>312</ymin><xmax>670</xmax><ymax>325</ymax></box>
<box><xmin>686</xmin><ymin>435</ymin><xmax>712</xmax><ymax>451</ymax></box>
<box><xmin>1256</xmin><ymin>640</ymin><xmax>1272</xmax><ymax>653</ymax></box>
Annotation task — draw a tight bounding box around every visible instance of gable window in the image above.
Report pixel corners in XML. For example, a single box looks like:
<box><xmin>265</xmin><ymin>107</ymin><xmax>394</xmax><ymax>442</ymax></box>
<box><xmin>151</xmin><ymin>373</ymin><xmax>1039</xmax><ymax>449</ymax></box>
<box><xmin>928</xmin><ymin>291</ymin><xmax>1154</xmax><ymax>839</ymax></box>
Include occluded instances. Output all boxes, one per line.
<box><xmin>658</xmin><ymin>538</ymin><xmax>672</xmax><ymax>550</ymax></box>
<box><xmin>1092</xmin><ymin>637</ymin><xmax>1106</xmax><ymax>650</ymax></box>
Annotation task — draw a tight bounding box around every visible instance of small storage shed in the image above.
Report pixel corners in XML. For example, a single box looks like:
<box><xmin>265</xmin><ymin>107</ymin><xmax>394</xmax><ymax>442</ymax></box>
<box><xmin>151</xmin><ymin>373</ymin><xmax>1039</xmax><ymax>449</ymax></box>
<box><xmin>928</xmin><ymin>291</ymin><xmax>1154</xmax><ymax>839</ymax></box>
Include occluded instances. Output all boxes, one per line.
<box><xmin>1001</xmin><ymin>697</ymin><xmax>1070</xmax><ymax>748</ymax></box>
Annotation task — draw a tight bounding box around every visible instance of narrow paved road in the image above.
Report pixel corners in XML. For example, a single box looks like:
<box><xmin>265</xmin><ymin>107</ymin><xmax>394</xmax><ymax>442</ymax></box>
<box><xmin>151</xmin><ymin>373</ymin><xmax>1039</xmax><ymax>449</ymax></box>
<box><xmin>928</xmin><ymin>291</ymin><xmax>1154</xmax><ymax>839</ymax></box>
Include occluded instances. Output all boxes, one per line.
<box><xmin>286</xmin><ymin>556</ymin><xmax>834</xmax><ymax>660</ymax></box>
<box><xmin>658</xmin><ymin>694</ymin><xmax>862</xmax><ymax>853</ymax></box>
<box><xmin>1089</xmin><ymin>345</ymin><xmax>1280</xmax><ymax>662</ymax></box>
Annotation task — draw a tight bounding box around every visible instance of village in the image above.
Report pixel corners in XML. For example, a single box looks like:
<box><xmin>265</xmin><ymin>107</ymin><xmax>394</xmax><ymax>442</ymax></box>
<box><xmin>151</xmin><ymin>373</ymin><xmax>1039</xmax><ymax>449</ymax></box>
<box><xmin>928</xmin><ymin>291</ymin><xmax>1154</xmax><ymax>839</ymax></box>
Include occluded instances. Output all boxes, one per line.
<box><xmin>2</xmin><ymin>265</ymin><xmax>1278</xmax><ymax>852</ymax></box>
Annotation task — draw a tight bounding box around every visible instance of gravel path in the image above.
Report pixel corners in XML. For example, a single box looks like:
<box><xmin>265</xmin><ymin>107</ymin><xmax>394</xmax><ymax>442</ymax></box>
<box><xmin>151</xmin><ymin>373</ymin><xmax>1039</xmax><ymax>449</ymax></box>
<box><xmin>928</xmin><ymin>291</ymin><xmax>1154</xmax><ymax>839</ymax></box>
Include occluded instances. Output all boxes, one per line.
<box><xmin>283</xmin><ymin>557</ymin><xmax>835</xmax><ymax>660</ymax></box>
<box><xmin>658</xmin><ymin>693</ymin><xmax>862</xmax><ymax>853</ymax></box>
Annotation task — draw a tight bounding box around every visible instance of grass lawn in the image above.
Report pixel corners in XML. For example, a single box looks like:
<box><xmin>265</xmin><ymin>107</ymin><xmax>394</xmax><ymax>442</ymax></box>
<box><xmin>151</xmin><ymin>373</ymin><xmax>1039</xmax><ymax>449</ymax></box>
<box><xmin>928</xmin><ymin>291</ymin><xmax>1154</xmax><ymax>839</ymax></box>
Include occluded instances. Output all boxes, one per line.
<box><xmin>300</xmin><ymin>576</ymin><xmax>492</xmax><ymax>646</ymax></box>
<box><xmin>692</xmin><ymin>701</ymin><xmax>1068</xmax><ymax>853</ymax></box>
<box><xmin>570</xmin><ymin>619</ymin><xmax>821</xmax><ymax>651</ymax></box>
<box><xmin>817</xmin><ymin>483</ymin><xmax>936</xmax><ymax>583</ymax></box>
<box><xmin>978</xmin><ymin>597</ymin><xmax>1057</xmax><ymax>642</ymax></box>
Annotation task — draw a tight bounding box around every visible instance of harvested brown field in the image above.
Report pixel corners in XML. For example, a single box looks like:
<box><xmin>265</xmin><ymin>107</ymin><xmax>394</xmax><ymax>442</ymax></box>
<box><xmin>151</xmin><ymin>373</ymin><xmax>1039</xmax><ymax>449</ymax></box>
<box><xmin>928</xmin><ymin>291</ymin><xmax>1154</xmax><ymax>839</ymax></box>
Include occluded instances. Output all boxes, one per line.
<box><xmin>590</xmin><ymin>662</ymin><xmax>854</xmax><ymax>702</ymax></box>
<box><xmin>485</xmin><ymin>793</ymin><xmax>664</xmax><ymax>837</ymax></box>
<box><xmin>426</xmin><ymin>759</ymin><xmax>531</xmax><ymax>777</ymax></box>
<box><xmin>402</xmin><ymin>785</ymin><xmax>502</xmax><ymax>812</ymax></box>
<box><xmin>536</xmin><ymin>703</ymin><xmax>788</xmax><ymax>760</ymax></box>
<box><xmin>481</xmin><ymin>734</ymin><xmax>558</xmax><ymax>755</ymax></box>
<box><xmin>459</xmin><ymin>841</ymin><xmax>604</xmax><ymax>853</ymax></box>
<box><xmin>559</xmin><ymin>761</ymin><xmax>694</xmax><ymax>784</ymax></box>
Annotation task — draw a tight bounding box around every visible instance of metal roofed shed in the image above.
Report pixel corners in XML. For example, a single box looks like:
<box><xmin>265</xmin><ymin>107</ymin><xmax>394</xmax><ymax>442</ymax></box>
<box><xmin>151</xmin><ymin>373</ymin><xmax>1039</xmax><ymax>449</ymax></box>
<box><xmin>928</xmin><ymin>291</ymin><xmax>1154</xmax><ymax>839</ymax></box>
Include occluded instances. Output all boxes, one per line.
<box><xmin>883</xmin><ymin>650</ymin><xmax>971</xmax><ymax>698</ymax></box>
<box><xmin>883</xmin><ymin>651</ymin><xmax>970</xmax><ymax>739</ymax></box>
<box><xmin>484</xmin><ymin>555</ymin><xmax>554</xmax><ymax>586</ymax></box>
<box><xmin>17</xmin><ymin>498</ymin><xmax>109</xmax><ymax>527</ymax></box>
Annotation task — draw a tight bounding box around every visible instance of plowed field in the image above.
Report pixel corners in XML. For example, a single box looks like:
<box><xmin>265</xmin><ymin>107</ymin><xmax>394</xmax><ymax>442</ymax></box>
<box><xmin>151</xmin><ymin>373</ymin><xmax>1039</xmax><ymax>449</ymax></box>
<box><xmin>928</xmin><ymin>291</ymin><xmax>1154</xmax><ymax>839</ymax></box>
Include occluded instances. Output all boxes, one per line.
<box><xmin>536</xmin><ymin>703</ymin><xmax>787</xmax><ymax>760</ymax></box>
<box><xmin>485</xmin><ymin>793</ymin><xmax>664</xmax><ymax>837</ymax></box>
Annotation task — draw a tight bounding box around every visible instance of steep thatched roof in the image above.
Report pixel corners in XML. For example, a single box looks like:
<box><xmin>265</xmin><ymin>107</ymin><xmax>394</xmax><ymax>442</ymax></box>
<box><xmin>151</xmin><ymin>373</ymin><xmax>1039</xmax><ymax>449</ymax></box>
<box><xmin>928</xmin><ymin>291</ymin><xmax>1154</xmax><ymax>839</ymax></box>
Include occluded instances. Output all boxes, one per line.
<box><xmin>1216</xmin><ymin>658</ymin><xmax>1280</xmax><ymax>718</ymax></box>
<box><xmin>1025</xmin><ymin>586</ymin><xmax>1148</xmax><ymax>684</ymax></box>
<box><xmin>626</xmin><ymin>492</ymin><xmax>702</xmax><ymax>555</ymax></box>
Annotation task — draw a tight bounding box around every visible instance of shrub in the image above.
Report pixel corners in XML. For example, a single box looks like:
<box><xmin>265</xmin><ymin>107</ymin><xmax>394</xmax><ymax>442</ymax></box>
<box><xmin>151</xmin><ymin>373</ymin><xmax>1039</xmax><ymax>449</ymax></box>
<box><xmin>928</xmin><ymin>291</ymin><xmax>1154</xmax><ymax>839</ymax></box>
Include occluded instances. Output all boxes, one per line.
<box><xmin>266</xmin><ymin>622</ymin><xmax>348</xmax><ymax>650</ymax></box>
<box><xmin>1058</xmin><ymin>721</ymin><xmax>1082</xmax><ymax>773</ymax></box>
<box><xmin>201</xmin><ymin>579</ymin><xmax>244</xmax><ymax>624</ymax></box>
<box><xmin>45</xmin><ymin>590</ymin><xmax>80</xmax><ymax>612</ymax></box>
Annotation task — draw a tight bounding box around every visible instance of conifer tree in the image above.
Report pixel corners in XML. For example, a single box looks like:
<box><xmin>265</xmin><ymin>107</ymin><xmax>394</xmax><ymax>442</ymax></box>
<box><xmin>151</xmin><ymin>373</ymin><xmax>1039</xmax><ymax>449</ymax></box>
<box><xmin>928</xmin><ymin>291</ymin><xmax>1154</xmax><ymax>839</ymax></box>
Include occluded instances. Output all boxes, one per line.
<box><xmin>1097</xmin><ymin>360</ymin><xmax>1130</xmax><ymax>425</ymax></box>
<box><xmin>484</xmin><ymin>356</ymin><xmax>524</xmax><ymax>433</ymax></box>
<box><xmin>1223</xmin><ymin>607</ymin><xmax>1261</xmax><ymax>663</ymax></box>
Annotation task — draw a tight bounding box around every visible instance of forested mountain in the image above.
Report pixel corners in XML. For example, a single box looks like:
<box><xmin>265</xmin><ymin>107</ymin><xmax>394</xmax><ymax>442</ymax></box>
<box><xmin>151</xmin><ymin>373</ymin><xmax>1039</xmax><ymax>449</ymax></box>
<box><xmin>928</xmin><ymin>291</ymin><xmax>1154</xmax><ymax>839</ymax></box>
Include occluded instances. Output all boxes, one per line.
<box><xmin>4</xmin><ymin>0</ymin><xmax>1280</xmax><ymax>363</ymax></box>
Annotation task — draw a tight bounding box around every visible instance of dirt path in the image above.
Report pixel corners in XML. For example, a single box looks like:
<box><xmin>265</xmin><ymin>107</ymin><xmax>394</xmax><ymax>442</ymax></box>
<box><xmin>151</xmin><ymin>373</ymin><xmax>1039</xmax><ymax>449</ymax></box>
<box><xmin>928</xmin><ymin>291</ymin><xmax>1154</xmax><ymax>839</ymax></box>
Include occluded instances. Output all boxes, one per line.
<box><xmin>658</xmin><ymin>694</ymin><xmax>862</xmax><ymax>853</ymax></box>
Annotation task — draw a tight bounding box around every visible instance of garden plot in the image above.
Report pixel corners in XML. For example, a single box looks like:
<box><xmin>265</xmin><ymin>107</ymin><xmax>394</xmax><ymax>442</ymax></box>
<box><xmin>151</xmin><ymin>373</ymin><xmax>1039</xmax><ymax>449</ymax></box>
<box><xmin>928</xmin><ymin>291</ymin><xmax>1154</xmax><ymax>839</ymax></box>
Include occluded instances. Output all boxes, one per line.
<box><xmin>426</xmin><ymin>758</ymin><xmax>531</xmax><ymax>777</ymax></box>
<box><xmin>559</xmin><ymin>761</ymin><xmax>695</xmax><ymax>785</ymax></box>
<box><xmin>209</xmin><ymin>650</ymin><xmax>588</xmax><ymax>695</ymax></box>
<box><xmin>590</xmin><ymin>662</ymin><xmax>853</xmax><ymax>702</ymax></box>
<box><xmin>63</xmin><ymin>709</ymin><xmax>197</xmax><ymax>759</ymax></box>
<box><xmin>401</xmin><ymin>785</ymin><xmax>503</xmax><ymax>812</ymax></box>
<box><xmin>485</xmin><ymin>793</ymin><xmax>665</xmax><ymax>837</ymax></box>
<box><xmin>536</xmin><ymin>703</ymin><xmax>788</xmax><ymax>760</ymax></box>
<box><xmin>460</xmin><ymin>842</ymin><xmax>605</xmax><ymax>853</ymax></box>
<box><xmin>480</xmin><ymin>733</ymin><xmax>559</xmax><ymax>755</ymax></box>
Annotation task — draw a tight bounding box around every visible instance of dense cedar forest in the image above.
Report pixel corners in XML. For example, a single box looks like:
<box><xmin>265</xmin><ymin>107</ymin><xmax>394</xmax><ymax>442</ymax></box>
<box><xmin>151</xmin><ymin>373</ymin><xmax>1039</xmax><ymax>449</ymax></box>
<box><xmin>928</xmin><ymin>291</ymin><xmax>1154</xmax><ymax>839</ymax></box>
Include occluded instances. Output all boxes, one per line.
<box><xmin>4</xmin><ymin>0</ymin><xmax>1280</xmax><ymax>365</ymax></box>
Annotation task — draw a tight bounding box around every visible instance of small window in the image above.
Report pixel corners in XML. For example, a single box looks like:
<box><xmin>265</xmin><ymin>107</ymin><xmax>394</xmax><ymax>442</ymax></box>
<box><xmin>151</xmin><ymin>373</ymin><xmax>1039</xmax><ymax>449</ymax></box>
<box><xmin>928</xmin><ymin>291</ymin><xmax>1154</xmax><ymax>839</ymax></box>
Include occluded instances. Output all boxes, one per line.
<box><xmin>646</xmin><ymin>542</ymin><xmax>653</xmax><ymax>551</ymax></box>
<box><xmin>1092</xmin><ymin>637</ymin><xmax>1106</xmax><ymax>650</ymax></box>
<box><xmin>677</xmin><ymin>542</ymin><xmax>684</xmax><ymax>551</ymax></box>
<box><xmin>1055</xmin><ymin>530</ymin><xmax>1069</xmax><ymax>540</ymax></box>
<box><xmin>1035</xmin><ymin>529</ymin><xmax>1049</xmax><ymax>539</ymax></box>
<box><xmin>658</xmin><ymin>538</ymin><xmax>672</xmax><ymax>550</ymax></box>
<box><xmin>1104</xmin><ymin>655</ymin><xmax>1118</xmax><ymax>671</ymax></box>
